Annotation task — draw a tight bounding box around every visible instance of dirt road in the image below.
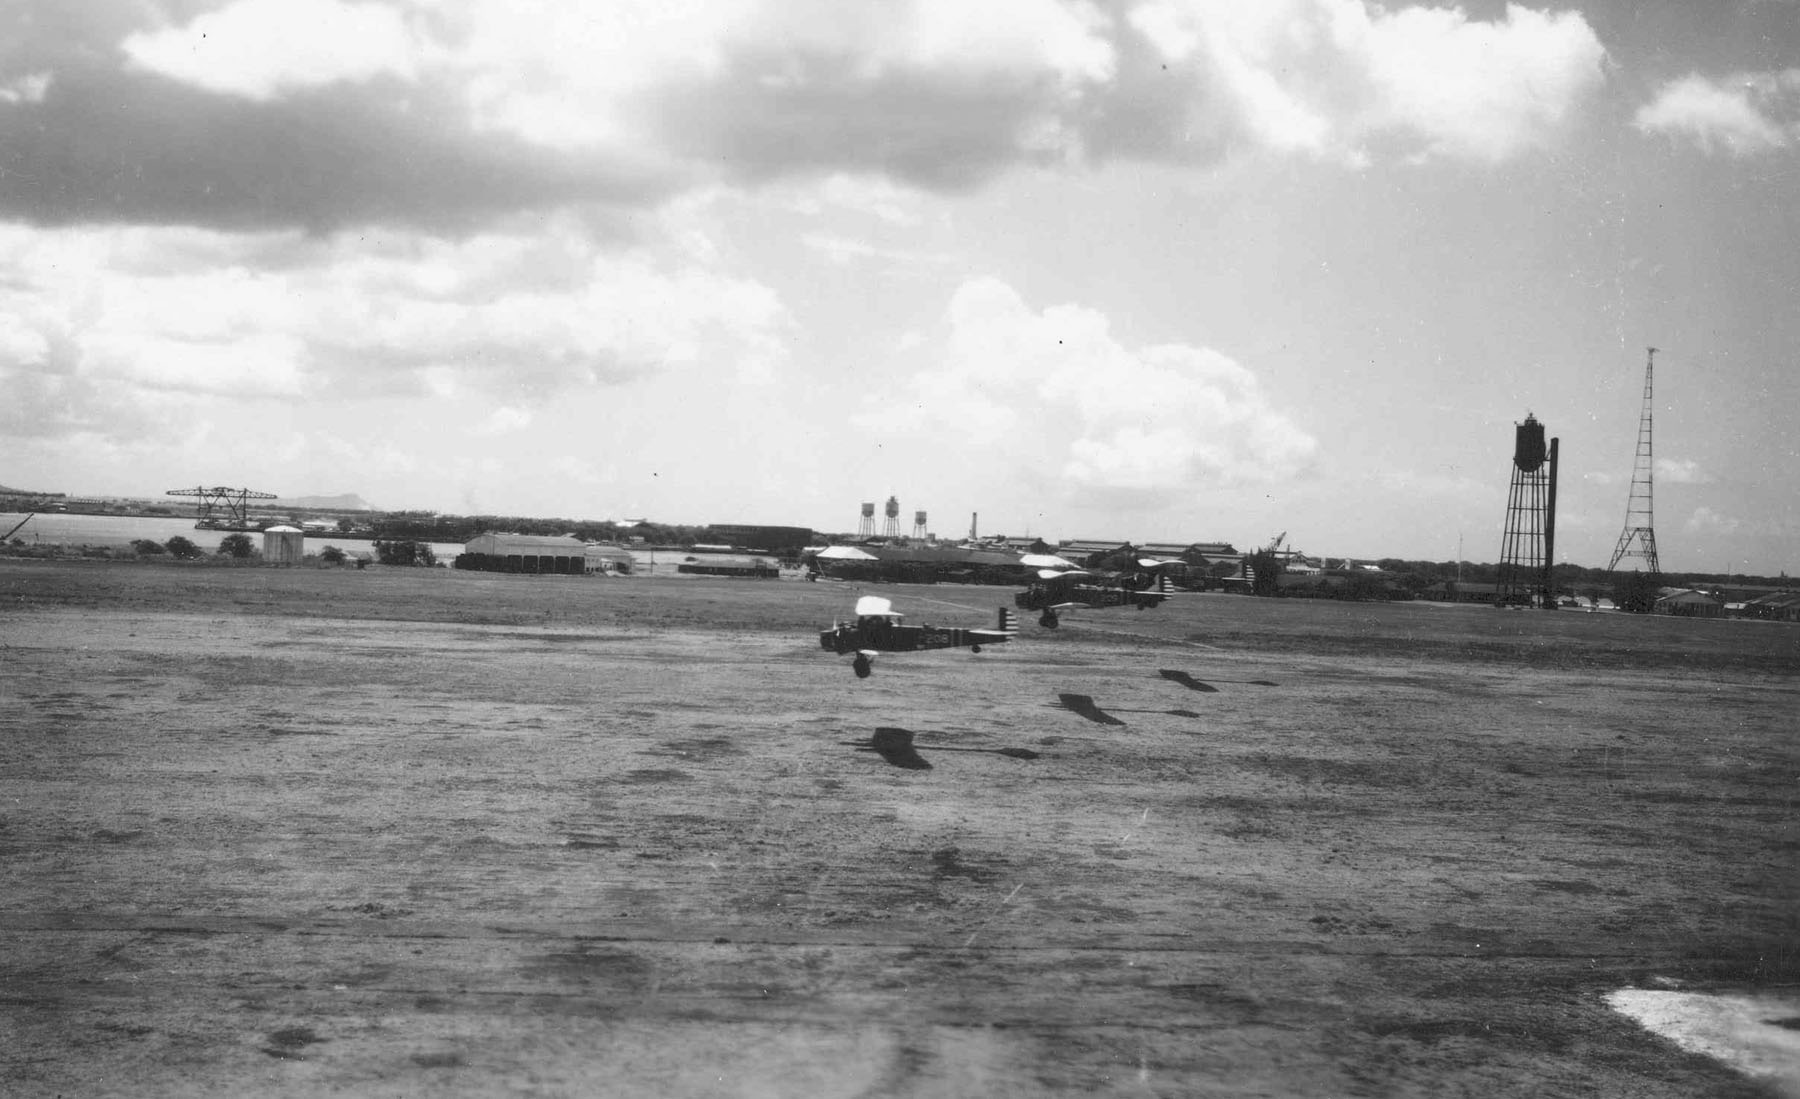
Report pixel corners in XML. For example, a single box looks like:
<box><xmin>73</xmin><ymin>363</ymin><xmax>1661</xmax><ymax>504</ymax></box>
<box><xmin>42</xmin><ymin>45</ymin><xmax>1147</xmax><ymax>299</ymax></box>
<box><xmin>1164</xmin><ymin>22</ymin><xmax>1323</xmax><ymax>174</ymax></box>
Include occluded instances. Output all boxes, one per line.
<box><xmin>2</xmin><ymin>560</ymin><xmax>1795</xmax><ymax>1096</ymax></box>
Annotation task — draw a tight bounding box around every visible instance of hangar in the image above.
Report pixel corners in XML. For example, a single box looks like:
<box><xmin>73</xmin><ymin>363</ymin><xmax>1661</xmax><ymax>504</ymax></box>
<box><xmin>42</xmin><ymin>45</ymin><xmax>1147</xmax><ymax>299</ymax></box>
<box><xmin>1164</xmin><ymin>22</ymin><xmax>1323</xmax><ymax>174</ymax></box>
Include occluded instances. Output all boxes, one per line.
<box><xmin>455</xmin><ymin>533</ymin><xmax>625</xmax><ymax>576</ymax></box>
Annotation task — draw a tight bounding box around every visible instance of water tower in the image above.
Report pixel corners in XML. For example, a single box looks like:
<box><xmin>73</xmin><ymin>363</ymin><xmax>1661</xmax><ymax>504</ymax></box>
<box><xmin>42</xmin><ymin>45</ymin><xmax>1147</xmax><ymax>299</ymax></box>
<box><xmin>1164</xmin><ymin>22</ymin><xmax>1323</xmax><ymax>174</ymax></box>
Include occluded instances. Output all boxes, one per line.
<box><xmin>882</xmin><ymin>496</ymin><xmax>901</xmax><ymax>538</ymax></box>
<box><xmin>857</xmin><ymin>502</ymin><xmax>875</xmax><ymax>539</ymax></box>
<box><xmin>912</xmin><ymin>510</ymin><xmax>928</xmax><ymax>540</ymax></box>
<box><xmin>1497</xmin><ymin>413</ymin><xmax>1559</xmax><ymax>608</ymax></box>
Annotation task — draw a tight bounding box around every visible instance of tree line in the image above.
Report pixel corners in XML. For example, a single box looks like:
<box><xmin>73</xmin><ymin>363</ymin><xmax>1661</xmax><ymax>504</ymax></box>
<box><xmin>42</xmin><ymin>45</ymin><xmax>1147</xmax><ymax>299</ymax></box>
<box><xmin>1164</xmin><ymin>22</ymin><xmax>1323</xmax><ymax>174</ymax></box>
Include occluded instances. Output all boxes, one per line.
<box><xmin>366</xmin><ymin>512</ymin><xmax>711</xmax><ymax>546</ymax></box>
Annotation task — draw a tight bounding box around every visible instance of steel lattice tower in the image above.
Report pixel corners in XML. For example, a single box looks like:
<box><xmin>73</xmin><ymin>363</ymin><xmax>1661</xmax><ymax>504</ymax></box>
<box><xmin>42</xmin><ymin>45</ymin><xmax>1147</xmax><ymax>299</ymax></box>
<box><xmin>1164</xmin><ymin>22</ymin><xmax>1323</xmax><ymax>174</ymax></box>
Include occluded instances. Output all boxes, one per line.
<box><xmin>1607</xmin><ymin>348</ymin><xmax>1661</xmax><ymax>575</ymax></box>
<box><xmin>1497</xmin><ymin>414</ymin><xmax>1559</xmax><ymax>608</ymax></box>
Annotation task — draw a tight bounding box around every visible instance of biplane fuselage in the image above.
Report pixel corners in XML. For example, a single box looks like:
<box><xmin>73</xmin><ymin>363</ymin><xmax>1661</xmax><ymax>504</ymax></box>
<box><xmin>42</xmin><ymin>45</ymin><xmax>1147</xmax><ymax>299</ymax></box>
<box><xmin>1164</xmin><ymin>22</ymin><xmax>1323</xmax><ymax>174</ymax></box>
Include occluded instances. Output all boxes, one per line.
<box><xmin>820</xmin><ymin>619</ymin><xmax>1006</xmax><ymax>655</ymax></box>
<box><xmin>819</xmin><ymin>597</ymin><xmax>1018</xmax><ymax>677</ymax></box>
<box><xmin>1014</xmin><ymin>571</ymin><xmax>1173</xmax><ymax>626</ymax></box>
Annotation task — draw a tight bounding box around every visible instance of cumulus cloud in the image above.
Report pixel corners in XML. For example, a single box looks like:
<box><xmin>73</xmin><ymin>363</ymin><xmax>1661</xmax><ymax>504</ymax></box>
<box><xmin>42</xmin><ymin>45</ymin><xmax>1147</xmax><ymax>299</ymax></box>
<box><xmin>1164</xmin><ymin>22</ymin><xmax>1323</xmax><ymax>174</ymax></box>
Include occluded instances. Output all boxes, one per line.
<box><xmin>864</xmin><ymin>277</ymin><xmax>1317</xmax><ymax>505</ymax></box>
<box><xmin>0</xmin><ymin>0</ymin><xmax>1607</xmax><ymax>235</ymax></box>
<box><xmin>0</xmin><ymin>219</ymin><xmax>794</xmax><ymax>441</ymax></box>
<box><xmin>1634</xmin><ymin>70</ymin><xmax>1800</xmax><ymax>156</ymax></box>
<box><xmin>121</xmin><ymin>0</ymin><xmax>420</xmax><ymax>101</ymax></box>
<box><xmin>1112</xmin><ymin>0</ymin><xmax>1606</xmax><ymax>165</ymax></box>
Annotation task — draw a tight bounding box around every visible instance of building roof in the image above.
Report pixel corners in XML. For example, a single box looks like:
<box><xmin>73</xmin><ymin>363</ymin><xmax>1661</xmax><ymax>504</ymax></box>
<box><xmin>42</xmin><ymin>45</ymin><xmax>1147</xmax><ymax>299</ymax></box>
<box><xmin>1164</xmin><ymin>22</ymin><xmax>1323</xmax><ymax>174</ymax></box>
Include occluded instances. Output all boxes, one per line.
<box><xmin>464</xmin><ymin>533</ymin><xmax>588</xmax><ymax>553</ymax></box>
<box><xmin>1654</xmin><ymin>589</ymin><xmax>1722</xmax><ymax>605</ymax></box>
<box><xmin>1744</xmin><ymin>591</ymin><xmax>1800</xmax><ymax>608</ymax></box>
<box><xmin>1059</xmin><ymin>540</ymin><xmax>1134</xmax><ymax>554</ymax></box>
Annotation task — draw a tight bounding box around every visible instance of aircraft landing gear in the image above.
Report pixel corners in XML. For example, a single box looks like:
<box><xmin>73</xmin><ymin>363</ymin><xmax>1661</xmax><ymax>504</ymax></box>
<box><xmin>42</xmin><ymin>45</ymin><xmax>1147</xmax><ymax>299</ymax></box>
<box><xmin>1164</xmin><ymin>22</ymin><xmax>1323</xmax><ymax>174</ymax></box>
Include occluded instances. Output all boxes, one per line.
<box><xmin>1040</xmin><ymin>611</ymin><xmax>1059</xmax><ymax>629</ymax></box>
<box><xmin>852</xmin><ymin>654</ymin><xmax>872</xmax><ymax>678</ymax></box>
<box><xmin>971</xmin><ymin>644</ymin><xmax>982</xmax><ymax>653</ymax></box>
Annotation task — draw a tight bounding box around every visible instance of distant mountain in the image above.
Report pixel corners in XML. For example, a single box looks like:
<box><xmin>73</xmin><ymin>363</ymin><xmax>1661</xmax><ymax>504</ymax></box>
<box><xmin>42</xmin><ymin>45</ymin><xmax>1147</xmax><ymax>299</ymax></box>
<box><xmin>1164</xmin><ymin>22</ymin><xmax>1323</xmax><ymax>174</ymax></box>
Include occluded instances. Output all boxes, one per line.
<box><xmin>273</xmin><ymin>494</ymin><xmax>376</xmax><ymax>512</ymax></box>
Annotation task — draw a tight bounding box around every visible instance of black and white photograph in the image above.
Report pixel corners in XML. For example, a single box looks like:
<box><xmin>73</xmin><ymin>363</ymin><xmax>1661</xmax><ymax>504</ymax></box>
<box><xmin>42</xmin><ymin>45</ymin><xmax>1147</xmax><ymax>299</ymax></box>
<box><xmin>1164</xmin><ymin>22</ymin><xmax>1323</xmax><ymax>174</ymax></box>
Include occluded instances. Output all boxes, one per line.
<box><xmin>2</xmin><ymin>1</ymin><xmax>1796</xmax><ymax>1095</ymax></box>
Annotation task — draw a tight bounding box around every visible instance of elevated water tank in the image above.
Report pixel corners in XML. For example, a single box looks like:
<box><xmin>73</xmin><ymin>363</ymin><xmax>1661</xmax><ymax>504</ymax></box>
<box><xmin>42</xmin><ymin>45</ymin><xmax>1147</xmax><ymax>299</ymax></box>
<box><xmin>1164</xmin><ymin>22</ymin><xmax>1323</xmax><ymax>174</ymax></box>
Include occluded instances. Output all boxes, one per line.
<box><xmin>1514</xmin><ymin>414</ymin><xmax>1547</xmax><ymax>473</ymax></box>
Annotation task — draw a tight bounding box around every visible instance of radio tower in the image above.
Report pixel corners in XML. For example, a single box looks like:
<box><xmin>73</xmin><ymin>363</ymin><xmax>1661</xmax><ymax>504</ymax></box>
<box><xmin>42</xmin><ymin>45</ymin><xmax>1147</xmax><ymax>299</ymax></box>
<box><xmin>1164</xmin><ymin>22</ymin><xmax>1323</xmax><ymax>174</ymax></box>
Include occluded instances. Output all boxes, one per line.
<box><xmin>1607</xmin><ymin>348</ymin><xmax>1661</xmax><ymax>576</ymax></box>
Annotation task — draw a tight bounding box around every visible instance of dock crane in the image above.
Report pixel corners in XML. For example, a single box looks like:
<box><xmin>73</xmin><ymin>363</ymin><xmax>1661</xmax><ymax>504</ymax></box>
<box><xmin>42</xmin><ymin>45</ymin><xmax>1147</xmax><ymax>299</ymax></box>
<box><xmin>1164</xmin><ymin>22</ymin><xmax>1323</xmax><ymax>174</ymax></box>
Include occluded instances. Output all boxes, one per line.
<box><xmin>166</xmin><ymin>486</ymin><xmax>279</xmax><ymax>531</ymax></box>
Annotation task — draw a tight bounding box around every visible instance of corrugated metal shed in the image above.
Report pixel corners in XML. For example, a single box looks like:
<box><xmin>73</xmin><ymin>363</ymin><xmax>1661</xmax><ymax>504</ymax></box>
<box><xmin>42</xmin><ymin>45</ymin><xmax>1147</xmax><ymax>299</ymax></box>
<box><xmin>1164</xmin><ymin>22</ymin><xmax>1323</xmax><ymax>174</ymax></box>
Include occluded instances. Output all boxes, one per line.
<box><xmin>458</xmin><ymin>533</ymin><xmax>605</xmax><ymax>576</ymax></box>
<box><xmin>465</xmin><ymin>533</ymin><xmax>586</xmax><ymax>555</ymax></box>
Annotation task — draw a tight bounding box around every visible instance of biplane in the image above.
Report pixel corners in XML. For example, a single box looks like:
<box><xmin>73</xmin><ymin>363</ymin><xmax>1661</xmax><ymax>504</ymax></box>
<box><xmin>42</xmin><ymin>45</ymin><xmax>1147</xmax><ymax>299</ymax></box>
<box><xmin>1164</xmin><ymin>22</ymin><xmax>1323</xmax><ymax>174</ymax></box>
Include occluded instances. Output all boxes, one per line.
<box><xmin>1014</xmin><ymin>560</ymin><xmax>1175</xmax><ymax>628</ymax></box>
<box><xmin>820</xmin><ymin>595</ymin><xmax>1019</xmax><ymax>678</ymax></box>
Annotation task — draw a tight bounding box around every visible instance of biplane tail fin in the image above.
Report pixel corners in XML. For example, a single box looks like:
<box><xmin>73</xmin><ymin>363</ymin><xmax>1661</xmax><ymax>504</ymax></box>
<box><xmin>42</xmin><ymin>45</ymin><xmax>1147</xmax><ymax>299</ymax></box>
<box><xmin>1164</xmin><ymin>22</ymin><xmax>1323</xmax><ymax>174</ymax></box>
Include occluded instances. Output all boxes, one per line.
<box><xmin>997</xmin><ymin>607</ymin><xmax>1020</xmax><ymax>636</ymax></box>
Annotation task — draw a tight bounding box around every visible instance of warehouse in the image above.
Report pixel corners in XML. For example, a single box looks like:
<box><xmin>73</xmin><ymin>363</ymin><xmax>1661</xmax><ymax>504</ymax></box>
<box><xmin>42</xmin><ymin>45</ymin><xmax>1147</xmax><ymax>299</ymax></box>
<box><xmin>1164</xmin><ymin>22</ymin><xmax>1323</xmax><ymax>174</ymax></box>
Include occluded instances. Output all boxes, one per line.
<box><xmin>455</xmin><ymin>533</ymin><xmax>618</xmax><ymax>575</ymax></box>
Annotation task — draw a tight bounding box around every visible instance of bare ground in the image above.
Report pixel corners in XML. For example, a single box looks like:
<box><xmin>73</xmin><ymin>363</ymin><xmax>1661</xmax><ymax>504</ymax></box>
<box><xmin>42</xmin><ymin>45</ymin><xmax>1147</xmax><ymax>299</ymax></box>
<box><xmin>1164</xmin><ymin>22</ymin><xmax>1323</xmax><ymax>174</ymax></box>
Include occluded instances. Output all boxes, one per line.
<box><xmin>1</xmin><ymin>559</ymin><xmax>1796</xmax><ymax>1097</ymax></box>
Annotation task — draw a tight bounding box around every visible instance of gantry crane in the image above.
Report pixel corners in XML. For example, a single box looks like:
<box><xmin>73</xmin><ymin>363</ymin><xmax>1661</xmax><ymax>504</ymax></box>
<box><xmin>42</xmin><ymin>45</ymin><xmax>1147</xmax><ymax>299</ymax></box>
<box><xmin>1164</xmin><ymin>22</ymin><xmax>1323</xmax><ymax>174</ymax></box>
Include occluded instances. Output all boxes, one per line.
<box><xmin>166</xmin><ymin>486</ymin><xmax>279</xmax><ymax>530</ymax></box>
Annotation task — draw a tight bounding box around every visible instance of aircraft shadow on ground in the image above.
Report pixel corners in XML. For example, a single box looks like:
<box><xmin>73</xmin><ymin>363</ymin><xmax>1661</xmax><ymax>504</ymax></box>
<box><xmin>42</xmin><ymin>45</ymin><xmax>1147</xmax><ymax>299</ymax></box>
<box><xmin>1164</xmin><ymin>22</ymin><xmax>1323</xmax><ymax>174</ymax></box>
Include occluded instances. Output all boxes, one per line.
<box><xmin>841</xmin><ymin>727</ymin><xmax>1042</xmax><ymax>770</ymax></box>
<box><xmin>1052</xmin><ymin>693</ymin><xmax>1201</xmax><ymax>725</ymax></box>
<box><xmin>1158</xmin><ymin>669</ymin><xmax>1280</xmax><ymax>690</ymax></box>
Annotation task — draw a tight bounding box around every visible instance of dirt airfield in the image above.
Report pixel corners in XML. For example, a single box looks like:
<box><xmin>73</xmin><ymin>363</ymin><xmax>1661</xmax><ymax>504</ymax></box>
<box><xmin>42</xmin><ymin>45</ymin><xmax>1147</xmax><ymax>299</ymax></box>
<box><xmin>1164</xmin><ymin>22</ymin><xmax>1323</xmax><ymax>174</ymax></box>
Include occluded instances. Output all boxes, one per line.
<box><xmin>2</xmin><ymin>558</ymin><xmax>1796</xmax><ymax>1097</ymax></box>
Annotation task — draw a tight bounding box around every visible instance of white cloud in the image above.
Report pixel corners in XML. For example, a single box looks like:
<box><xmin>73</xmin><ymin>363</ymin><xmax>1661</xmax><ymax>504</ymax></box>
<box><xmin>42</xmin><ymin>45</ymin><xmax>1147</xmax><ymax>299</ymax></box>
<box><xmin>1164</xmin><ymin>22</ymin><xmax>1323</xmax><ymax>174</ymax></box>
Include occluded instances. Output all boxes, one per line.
<box><xmin>112</xmin><ymin>0</ymin><xmax>1598</xmax><ymax>210</ymax></box>
<box><xmin>122</xmin><ymin>0</ymin><xmax>420</xmax><ymax>100</ymax></box>
<box><xmin>1346</xmin><ymin>2</ymin><xmax>1609</xmax><ymax>162</ymax></box>
<box><xmin>863</xmin><ymin>277</ymin><xmax>1317</xmax><ymax>504</ymax></box>
<box><xmin>0</xmin><ymin>72</ymin><xmax>52</xmax><ymax>104</ymax></box>
<box><xmin>0</xmin><ymin>219</ymin><xmax>793</xmax><ymax>441</ymax></box>
<box><xmin>1656</xmin><ymin>457</ymin><xmax>1711</xmax><ymax>484</ymax></box>
<box><xmin>1635</xmin><ymin>70</ymin><xmax>1800</xmax><ymax>156</ymax></box>
<box><xmin>1123</xmin><ymin>0</ymin><xmax>1606</xmax><ymax>165</ymax></box>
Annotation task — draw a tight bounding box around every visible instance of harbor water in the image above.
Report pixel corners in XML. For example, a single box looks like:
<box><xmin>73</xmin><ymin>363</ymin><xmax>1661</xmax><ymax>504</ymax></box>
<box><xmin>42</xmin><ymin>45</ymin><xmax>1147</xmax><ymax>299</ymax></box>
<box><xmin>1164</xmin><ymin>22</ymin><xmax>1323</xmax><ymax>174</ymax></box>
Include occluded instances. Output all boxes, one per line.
<box><xmin>0</xmin><ymin>512</ymin><xmax>468</xmax><ymax>564</ymax></box>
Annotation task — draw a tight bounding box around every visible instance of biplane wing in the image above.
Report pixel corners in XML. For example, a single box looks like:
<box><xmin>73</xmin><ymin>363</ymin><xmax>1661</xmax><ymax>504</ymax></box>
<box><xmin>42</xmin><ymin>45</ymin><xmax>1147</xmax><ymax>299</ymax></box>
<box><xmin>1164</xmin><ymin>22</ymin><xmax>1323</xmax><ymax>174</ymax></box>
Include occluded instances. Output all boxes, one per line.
<box><xmin>820</xmin><ymin>600</ymin><xmax>1018</xmax><ymax>678</ymax></box>
<box><xmin>1016</xmin><ymin>573</ymin><xmax>1173</xmax><ymax>627</ymax></box>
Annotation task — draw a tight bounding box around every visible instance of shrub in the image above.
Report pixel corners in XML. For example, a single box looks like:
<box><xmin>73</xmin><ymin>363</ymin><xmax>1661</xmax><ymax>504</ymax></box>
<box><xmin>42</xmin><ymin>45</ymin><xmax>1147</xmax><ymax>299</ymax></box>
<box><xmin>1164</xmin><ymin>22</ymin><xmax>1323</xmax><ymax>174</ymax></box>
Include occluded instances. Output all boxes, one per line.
<box><xmin>164</xmin><ymin>536</ymin><xmax>202</xmax><ymax>560</ymax></box>
<box><xmin>374</xmin><ymin>540</ymin><xmax>437</xmax><ymax>567</ymax></box>
<box><xmin>131</xmin><ymin>538</ymin><xmax>167</xmax><ymax>556</ymax></box>
<box><xmin>1248</xmin><ymin>548</ymin><xmax>1284</xmax><ymax>597</ymax></box>
<box><xmin>218</xmin><ymin>533</ymin><xmax>256</xmax><ymax>558</ymax></box>
<box><xmin>319</xmin><ymin>545</ymin><xmax>347</xmax><ymax>565</ymax></box>
<box><xmin>1611</xmin><ymin>571</ymin><xmax>1660</xmax><ymax>614</ymax></box>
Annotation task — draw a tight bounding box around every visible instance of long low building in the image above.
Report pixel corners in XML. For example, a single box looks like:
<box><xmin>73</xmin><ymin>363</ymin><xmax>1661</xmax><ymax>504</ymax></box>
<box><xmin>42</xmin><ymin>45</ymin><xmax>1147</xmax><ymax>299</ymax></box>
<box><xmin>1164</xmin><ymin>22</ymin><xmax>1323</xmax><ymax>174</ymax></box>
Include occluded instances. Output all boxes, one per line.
<box><xmin>455</xmin><ymin>533</ymin><xmax>633</xmax><ymax>575</ymax></box>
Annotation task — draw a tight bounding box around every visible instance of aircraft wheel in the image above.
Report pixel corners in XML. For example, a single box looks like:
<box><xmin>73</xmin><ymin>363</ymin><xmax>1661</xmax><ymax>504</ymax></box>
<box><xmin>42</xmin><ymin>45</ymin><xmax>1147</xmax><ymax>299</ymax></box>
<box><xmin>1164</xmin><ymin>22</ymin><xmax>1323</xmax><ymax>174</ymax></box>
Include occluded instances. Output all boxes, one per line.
<box><xmin>1040</xmin><ymin>611</ymin><xmax>1059</xmax><ymax>629</ymax></box>
<box><xmin>971</xmin><ymin>644</ymin><xmax>982</xmax><ymax>654</ymax></box>
<box><xmin>852</xmin><ymin>654</ymin><xmax>872</xmax><ymax>678</ymax></box>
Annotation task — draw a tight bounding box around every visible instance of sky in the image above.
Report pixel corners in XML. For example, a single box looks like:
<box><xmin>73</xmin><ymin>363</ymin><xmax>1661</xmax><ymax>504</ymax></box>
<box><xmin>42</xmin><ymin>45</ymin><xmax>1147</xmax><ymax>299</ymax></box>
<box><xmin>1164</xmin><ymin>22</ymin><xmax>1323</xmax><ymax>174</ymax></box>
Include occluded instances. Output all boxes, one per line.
<box><xmin>2</xmin><ymin>0</ymin><xmax>1796</xmax><ymax>573</ymax></box>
